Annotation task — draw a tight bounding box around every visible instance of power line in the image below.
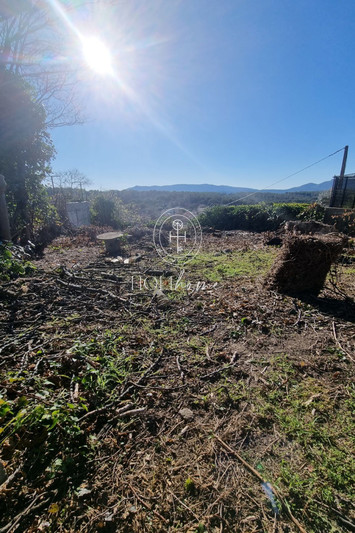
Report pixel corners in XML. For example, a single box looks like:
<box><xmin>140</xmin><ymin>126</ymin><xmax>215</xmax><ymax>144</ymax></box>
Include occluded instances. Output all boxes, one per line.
<box><xmin>222</xmin><ymin>146</ymin><xmax>346</xmax><ymax>207</ymax></box>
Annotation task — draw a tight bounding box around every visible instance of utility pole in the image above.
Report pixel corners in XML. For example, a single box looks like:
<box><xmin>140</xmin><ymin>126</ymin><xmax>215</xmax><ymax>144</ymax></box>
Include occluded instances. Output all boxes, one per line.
<box><xmin>329</xmin><ymin>145</ymin><xmax>349</xmax><ymax>207</ymax></box>
<box><xmin>340</xmin><ymin>145</ymin><xmax>348</xmax><ymax>177</ymax></box>
<box><xmin>339</xmin><ymin>145</ymin><xmax>349</xmax><ymax>207</ymax></box>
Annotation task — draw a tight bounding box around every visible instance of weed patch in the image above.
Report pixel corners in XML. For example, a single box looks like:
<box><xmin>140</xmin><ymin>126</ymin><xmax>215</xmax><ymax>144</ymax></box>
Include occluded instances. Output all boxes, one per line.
<box><xmin>188</xmin><ymin>249</ymin><xmax>276</xmax><ymax>282</ymax></box>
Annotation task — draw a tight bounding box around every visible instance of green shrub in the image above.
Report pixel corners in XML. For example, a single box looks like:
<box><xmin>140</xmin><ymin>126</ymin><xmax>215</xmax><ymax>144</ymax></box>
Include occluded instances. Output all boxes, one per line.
<box><xmin>91</xmin><ymin>195</ymin><xmax>122</xmax><ymax>228</ymax></box>
<box><xmin>199</xmin><ymin>203</ymin><xmax>311</xmax><ymax>232</ymax></box>
<box><xmin>273</xmin><ymin>203</ymin><xmax>309</xmax><ymax>220</ymax></box>
<box><xmin>298</xmin><ymin>202</ymin><xmax>326</xmax><ymax>221</ymax></box>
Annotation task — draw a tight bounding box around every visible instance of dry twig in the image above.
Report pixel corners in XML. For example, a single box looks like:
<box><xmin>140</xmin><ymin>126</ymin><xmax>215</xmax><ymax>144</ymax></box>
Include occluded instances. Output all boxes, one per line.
<box><xmin>332</xmin><ymin>321</ymin><xmax>354</xmax><ymax>363</ymax></box>
<box><xmin>214</xmin><ymin>435</ymin><xmax>308</xmax><ymax>533</ymax></box>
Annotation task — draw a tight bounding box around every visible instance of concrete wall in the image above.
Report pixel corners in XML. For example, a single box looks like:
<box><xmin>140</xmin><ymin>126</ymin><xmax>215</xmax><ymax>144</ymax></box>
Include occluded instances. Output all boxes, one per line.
<box><xmin>66</xmin><ymin>202</ymin><xmax>91</xmax><ymax>227</ymax></box>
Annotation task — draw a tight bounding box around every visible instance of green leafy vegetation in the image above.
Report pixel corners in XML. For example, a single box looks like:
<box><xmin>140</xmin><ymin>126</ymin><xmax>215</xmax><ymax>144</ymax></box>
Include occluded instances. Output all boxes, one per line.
<box><xmin>184</xmin><ymin>477</ymin><xmax>197</xmax><ymax>494</ymax></box>
<box><xmin>90</xmin><ymin>195</ymin><xmax>124</xmax><ymax>228</ymax></box>
<box><xmin>198</xmin><ymin>200</ymin><xmax>355</xmax><ymax>235</ymax></box>
<box><xmin>0</xmin><ymin>69</ymin><xmax>58</xmax><ymax>242</ymax></box>
<box><xmin>0</xmin><ymin>330</ymin><xmax>134</xmax><ymax>507</ymax></box>
<box><xmin>198</xmin><ymin>202</ymin><xmax>310</xmax><ymax>231</ymax></box>
<box><xmin>0</xmin><ymin>244</ymin><xmax>36</xmax><ymax>281</ymax></box>
<box><xmin>298</xmin><ymin>202</ymin><xmax>326</xmax><ymax>221</ymax></box>
<box><xmin>189</xmin><ymin>249</ymin><xmax>277</xmax><ymax>281</ymax></box>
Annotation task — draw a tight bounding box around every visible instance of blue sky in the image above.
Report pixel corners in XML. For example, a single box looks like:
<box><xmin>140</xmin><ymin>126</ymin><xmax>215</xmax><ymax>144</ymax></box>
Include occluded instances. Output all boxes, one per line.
<box><xmin>51</xmin><ymin>0</ymin><xmax>355</xmax><ymax>191</ymax></box>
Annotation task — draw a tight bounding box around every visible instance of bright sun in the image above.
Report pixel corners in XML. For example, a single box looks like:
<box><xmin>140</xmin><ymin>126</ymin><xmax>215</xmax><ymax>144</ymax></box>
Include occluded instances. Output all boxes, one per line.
<box><xmin>82</xmin><ymin>36</ymin><xmax>113</xmax><ymax>75</ymax></box>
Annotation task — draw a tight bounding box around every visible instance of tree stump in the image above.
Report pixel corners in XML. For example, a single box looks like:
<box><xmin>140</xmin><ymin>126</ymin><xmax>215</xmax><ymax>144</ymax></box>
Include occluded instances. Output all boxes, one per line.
<box><xmin>96</xmin><ymin>232</ymin><xmax>131</xmax><ymax>255</ymax></box>
<box><xmin>265</xmin><ymin>234</ymin><xmax>346</xmax><ymax>296</ymax></box>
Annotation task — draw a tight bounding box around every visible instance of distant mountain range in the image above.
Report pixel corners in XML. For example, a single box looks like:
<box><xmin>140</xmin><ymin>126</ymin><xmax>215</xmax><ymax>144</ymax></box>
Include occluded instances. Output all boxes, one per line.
<box><xmin>127</xmin><ymin>180</ymin><xmax>333</xmax><ymax>194</ymax></box>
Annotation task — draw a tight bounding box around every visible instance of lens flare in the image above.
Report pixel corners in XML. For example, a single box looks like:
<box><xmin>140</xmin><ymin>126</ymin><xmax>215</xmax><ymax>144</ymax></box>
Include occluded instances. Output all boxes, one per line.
<box><xmin>46</xmin><ymin>0</ymin><xmax>204</xmax><ymax>167</ymax></box>
<box><xmin>82</xmin><ymin>36</ymin><xmax>113</xmax><ymax>75</ymax></box>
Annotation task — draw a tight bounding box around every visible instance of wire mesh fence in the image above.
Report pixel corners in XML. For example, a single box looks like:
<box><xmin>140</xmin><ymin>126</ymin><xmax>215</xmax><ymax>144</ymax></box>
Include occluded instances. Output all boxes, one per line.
<box><xmin>330</xmin><ymin>174</ymin><xmax>355</xmax><ymax>208</ymax></box>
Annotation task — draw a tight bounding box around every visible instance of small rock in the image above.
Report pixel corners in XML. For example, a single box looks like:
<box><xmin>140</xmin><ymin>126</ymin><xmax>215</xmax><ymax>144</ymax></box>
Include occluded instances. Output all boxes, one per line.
<box><xmin>77</xmin><ymin>487</ymin><xmax>92</xmax><ymax>498</ymax></box>
<box><xmin>106</xmin><ymin>257</ymin><xmax>123</xmax><ymax>263</ymax></box>
<box><xmin>179</xmin><ymin>408</ymin><xmax>194</xmax><ymax>421</ymax></box>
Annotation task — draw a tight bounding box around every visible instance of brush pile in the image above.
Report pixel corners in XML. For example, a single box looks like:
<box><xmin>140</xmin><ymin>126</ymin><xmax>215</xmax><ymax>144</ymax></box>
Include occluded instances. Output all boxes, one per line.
<box><xmin>266</xmin><ymin>233</ymin><xmax>346</xmax><ymax>295</ymax></box>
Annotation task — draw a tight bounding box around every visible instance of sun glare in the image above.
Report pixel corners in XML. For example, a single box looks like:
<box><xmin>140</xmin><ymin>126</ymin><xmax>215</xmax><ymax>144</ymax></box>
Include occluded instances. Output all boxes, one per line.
<box><xmin>82</xmin><ymin>36</ymin><xmax>113</xmax><ymax>75</ymax></box>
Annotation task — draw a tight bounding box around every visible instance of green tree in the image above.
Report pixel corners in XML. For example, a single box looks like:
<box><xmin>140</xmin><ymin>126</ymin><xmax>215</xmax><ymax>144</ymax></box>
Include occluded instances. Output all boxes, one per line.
<box><xmin>0</xmin><ymin>68</ymin><xmax>56</xmax><ymax>240</ymax></box>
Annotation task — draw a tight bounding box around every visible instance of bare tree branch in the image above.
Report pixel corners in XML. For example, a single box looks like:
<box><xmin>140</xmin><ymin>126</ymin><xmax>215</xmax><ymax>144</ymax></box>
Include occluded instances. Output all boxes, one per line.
<box><xmin>0</xmin><ymin>2</ymin><xmax>90</xmax><ymax>127</ymax></box>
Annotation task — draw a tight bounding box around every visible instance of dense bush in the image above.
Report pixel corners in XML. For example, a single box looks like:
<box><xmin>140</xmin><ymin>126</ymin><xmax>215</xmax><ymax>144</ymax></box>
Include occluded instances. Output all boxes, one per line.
<box><xmin>90</xmin><ymin>196</ymin><xmax>122</xmax><ymax>228</ymax></box>
<box><xmin>298</xmin><ymin>202</ymin><xmax>326</xmax><ymax>221</ymax></box>
<box><xmin>199</xmin><ymin>203</ymin><xmax>310</xmax><ymax>231</ymax></box>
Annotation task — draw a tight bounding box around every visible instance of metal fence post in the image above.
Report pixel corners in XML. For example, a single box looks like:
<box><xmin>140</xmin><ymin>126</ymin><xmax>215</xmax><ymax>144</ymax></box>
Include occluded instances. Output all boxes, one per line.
<box><xmin>0</xmin><ymin>175</ymin><xmax>11</xmax><ymax>241</ymax></box>
<box><xmin>329</xmin><ymin>176</ymin><xmax>337</xmax><ymax>207</ymax></box>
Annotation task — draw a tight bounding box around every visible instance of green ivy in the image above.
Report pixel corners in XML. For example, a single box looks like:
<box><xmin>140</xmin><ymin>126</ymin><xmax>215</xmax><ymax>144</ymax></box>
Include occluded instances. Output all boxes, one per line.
<box><xmin>0</xmin><ymin>244</ymin><xmax>36</xmax><ymax>281</ymax></box>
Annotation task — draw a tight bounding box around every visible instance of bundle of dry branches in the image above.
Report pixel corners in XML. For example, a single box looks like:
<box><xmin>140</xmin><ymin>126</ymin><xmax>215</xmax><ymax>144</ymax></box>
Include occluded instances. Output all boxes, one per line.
<box><xmin>266</xmin><ymin>234</ymin><xmax>346</xmax><ymax>295</ymax></box>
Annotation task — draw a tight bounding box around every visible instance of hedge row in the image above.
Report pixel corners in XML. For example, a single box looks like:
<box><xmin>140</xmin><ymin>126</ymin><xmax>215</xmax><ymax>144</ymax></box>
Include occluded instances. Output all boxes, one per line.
<box><xmin>198</xmin><ymin>203</ymin><xmax>317</xmax><ymax>232</ymax></box>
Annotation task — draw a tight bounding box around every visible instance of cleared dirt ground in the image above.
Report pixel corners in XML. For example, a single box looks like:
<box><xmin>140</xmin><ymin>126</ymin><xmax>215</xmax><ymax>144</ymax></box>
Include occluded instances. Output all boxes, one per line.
<box><xmin>0</xmin><ymin>230</ymin><xmax>354</xmax><ymax>532</ymax></box>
